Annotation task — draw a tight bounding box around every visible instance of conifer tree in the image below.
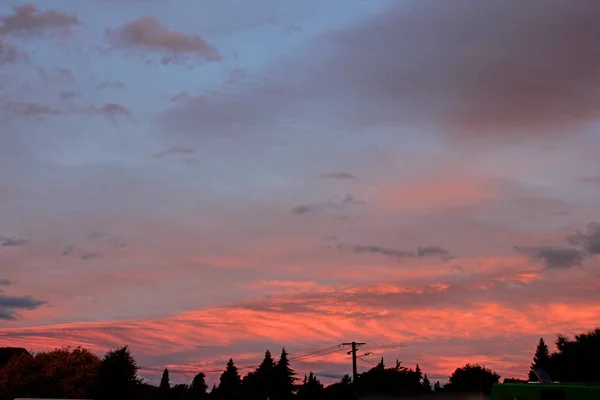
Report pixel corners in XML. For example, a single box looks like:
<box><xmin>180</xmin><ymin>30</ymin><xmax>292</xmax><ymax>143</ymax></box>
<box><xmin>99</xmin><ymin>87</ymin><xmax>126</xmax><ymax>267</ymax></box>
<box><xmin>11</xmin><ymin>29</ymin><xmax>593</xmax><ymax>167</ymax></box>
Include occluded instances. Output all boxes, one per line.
<box><xmin>297</xmin><ymin>372</ymin><xmax>323</xmax><ymax>399</ymax></box>
<box><xmin>159</xmin><ymin>368</ymin><xmax>170</xmax><ymax>398</ymax></box>
<box><xmin>258</xmin><ymin>349</ymin><xmax>275</xmax><ymax>396</ymax></box>
<box><xmin>340</xmin><ymin>374</ymin><xmax>352</xmax><ymax>385</ymax></box>
<box><xmin>529</xmin><ymin>337</ymin><xmax>551</xmax><ymax>381</ymax></box>
<box><xmin>415</xmin><ymin>364</ymin><xmax>423</xmax><ymax>380</ymax></box>
<box><xmin>422</xmin><ymin>374</ymin><xmax>432</xmax><ymax>392</ymax></box>
<box><xmin>272</xmin><ymin>348</ymin><xmax>295</xmax><ymax>400</ymax></box>
<box><xmin>217</xmin><ymin>359</ymin><xmax>241</xmax><ymax>399</ymax></box>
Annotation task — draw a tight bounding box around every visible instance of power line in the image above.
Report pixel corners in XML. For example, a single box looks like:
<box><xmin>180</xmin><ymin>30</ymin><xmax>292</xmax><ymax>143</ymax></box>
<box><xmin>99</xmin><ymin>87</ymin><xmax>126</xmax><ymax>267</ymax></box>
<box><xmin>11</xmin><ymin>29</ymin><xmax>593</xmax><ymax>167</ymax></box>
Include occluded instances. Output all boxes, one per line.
<box><xmin>357</xmin><ymin>356</ymin><xmax>377</xmax><ymax>367</ymax></box>
<box><xmin>139</xmin><ymin>344</ymin><xmax>349</xmax><ymax>374</ymax></box>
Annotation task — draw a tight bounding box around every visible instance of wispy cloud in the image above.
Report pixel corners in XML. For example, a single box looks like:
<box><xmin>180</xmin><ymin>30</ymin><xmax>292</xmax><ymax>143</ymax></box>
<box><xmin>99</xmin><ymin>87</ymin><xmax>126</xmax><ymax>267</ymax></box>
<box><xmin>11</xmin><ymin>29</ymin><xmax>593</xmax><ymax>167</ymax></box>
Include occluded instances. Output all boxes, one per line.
<box><xmin>4</xmin><ymin>101</ymin><xmax>62</xmax><ymax>117</ymax></box>
<box><xmin>154</xmin><ymin>147</ymin><xmax>195</xmax><ymax>158</ymax></box>
<box><xmin>97</xmin><ymin>80</ymin><xmax>126</xmax><ymax>90</ymax></box>
<box><xmin>80</xmin><ymin>252</ymin><xmax>102</xmax><ymax>260</ymax></box>
<box><xmin>0</xmin><ymin>4</ymin><xmax>79</xmax><ymax>36</ymax></box>
<box><xmin>348</xmin><ymin>244</ymin><xmax>450</xmax><ymax>260</ymax></box>
<box><xmin>351</xmin><ymin>245</ymin><xmax>414</xmax><ymax>259</ymax></box>
<box><xmin>0</xmin><ymin>236</ymin><xmax>30</xmax><ymax>247</ymax></box>
<box><xmin>106</xmin><ymin>17</ymin><xmax>221</xmax><ymax>63</ymax></box>
<box><xmin>320</xmin><ymin>172</ymin><xmax>358</xmax><ymax>181</ymax></box>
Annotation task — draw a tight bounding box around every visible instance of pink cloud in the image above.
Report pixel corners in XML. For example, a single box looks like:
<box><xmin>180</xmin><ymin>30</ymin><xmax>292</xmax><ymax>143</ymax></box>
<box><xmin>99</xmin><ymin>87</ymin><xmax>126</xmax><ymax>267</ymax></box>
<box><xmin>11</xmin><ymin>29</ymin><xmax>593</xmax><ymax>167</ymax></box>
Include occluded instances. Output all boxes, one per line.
<box><xmin>2</xmin><ymin>265</ymin><xmax>600</xmax><ymax>382</ymax></box>
<box><xmin>106</xmin><ymin>17</ymin><xmax>221</xmax><ymax>62</ymax></box>
<box><xmin>0</xmin><ymin>4</ymin><xmax>79</xmax><ymax>36</ymax></box>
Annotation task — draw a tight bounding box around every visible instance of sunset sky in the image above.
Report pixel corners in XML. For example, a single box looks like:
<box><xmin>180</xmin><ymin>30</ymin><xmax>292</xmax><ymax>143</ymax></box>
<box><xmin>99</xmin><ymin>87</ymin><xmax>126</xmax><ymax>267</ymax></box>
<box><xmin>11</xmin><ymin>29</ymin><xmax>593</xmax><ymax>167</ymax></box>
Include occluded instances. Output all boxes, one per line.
<box><xmin>1</xmin><ymin>0</ymin><xmax>600</xmax><ymax>387</ymax></box>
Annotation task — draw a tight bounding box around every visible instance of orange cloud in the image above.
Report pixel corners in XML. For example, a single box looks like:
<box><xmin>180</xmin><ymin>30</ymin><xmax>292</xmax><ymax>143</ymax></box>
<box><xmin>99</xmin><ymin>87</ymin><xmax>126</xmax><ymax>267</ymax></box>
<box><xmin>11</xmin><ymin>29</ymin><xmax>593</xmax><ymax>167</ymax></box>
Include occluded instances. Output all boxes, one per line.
<box><xmin>3</xmin><ymin>266</ymin><xmax>600</xmax><ymax>384</ymax></box>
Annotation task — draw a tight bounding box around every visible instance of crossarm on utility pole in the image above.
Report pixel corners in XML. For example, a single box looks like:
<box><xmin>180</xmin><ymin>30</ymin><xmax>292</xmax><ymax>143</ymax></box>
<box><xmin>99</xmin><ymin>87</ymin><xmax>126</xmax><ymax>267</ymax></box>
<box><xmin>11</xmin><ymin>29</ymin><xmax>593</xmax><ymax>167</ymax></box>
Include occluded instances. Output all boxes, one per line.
<box><xmin>342</xmin><ymin>341</ymin><xmax>366</xmax><ymax>383</ymax></box>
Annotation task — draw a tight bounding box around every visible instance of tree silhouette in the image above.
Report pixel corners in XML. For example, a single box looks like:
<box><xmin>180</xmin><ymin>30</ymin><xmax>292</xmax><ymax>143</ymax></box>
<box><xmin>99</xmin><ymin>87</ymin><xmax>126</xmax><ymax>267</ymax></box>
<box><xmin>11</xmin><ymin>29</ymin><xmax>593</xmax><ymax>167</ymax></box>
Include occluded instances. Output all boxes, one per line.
<box><xmin>422</xmin><ymin>373</ymin><xmax>432</xmax><ymax>392</ymax></box>
<box><xmin>272</xmin><ymin>348</ymin><xmax>295</xmax><ymax>400</ymax></box>
<box><xmin>297</xmin><ymin>372</ymin><xmax>324</xmax><ymax>400</ymax></box>
<box><xmin>528</xmin><ymin>337</ymin><xmax>551</xmax><ymax>381</ymax></box>
<box><xmin>94</xmin><ymin>346</ymin><xmax>141</xmax><ymax>400</ymax></box>
<box><xmin>444</xmin><ymin>363</ymin><xmax>500</xmax><ymax>395</ymax></box>
<box><xmin>0</xmin><ymin>346</ymin><xmax>100</xmax><ymax>400</ymax></box>
<box><xmin>0</xmin><ymin>347</ymin><xmax>28</xmax><ymax>369</ymax></box>
<box><xmin>433</xmin><ymin>381</ymin><xmax>441</xmax><ymax>391</ymax></box>
<box><xmin>188</xmin><ymin>372</ymin><xmax>208</xmax><ymax>399</ymax></box>
<box><xmin>216</xmin><ymin>358</ymin><xmax>242</xmax><ymax>400</ymax></box>
<box><xmin>170</xmin><ymin>383</ymin><xmax>189</xmax><ymax>400</ymax></box>
<box><xmin>159</xmin><ymin>368</ymin><xmax>170</xmax><ymax>398</ymax></box>
<box><xmin>243</xmin><ymin>350</ymin><xmax>275</xmax><ymax>399</ymax></box>
<box><xmin>340</xmin><ymin>374</ymin><xmax>352</xmax><ymax>385</ymax></box>
<box><xmin>548</xmin><ymin>327</ymin><xmax>600</xmax><ymax>382</ymax></box>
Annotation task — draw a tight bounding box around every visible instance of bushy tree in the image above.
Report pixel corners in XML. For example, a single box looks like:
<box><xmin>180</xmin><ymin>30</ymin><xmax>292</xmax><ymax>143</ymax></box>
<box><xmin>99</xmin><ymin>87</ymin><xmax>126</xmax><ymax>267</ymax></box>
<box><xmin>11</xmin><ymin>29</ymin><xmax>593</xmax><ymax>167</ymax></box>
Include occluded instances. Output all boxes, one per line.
<box><xmin>94</xmin><ymin>346</ymin><xmax>142</xmax><ymax>400</ymax></box>
<box><xmin>188</xmin><ymin>372</ymin><xmax>208</xmax><ymax>399</ymax></box>
<box><xmin>444</xmin><ymin>363</ymin><xmax>500</xmax><ymax>395</ymax></box>
<box><xmin>548</xmin><ymin>327</ymin><xmax>600</xmax><ymax>382</ymax></box>
<box><xmin>297</xmin><ymin>372</ymin><xmax>324</xmax><ymax>399</ymax></box>
<box><xmin>0</xmin><ymin>346</ymin><xmax>100</xmax><ymax>399</ymax></box>
<box><xmin>0</xmin><ymin>347</ymin><xmax>29</xmax><ymax>369</ymax></box>
<box><xmin>170</xmin><ymin>383</ymin><xmax>189</xmax><ymax>400</ymax></box>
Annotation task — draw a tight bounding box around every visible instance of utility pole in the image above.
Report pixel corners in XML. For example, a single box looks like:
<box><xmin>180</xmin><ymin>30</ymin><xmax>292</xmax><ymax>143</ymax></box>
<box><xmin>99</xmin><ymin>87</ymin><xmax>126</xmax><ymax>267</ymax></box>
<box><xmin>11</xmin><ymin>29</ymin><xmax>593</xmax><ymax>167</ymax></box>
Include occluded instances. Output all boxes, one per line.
<box><xmin>342</xmin><ymin>341</ymin><xmax>366</xmax><ymax>383</ymax></box>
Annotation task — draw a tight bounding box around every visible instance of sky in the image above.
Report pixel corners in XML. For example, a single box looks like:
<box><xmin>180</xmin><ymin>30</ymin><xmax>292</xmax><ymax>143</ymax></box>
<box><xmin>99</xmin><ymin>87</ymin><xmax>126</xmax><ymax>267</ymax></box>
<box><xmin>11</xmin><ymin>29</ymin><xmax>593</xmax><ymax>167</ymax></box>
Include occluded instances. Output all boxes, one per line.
<box><xmin>1</xmin><ymin>0</ymin><xmax>600</xmax><ymax>387</ymax></box>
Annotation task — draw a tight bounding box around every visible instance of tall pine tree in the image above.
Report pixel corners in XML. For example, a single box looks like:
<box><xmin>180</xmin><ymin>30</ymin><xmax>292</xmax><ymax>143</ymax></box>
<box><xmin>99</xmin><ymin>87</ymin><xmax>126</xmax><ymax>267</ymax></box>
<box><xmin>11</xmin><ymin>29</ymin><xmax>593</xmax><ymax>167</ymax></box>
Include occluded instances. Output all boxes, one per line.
<box><xmin>272</xmin><ymin>348</ymin><xmax>296</xmax><ymax>400</ymax></box>
<box><xmin>216</xmin><ymin>359</ymin><xmax>242</xmax><ymax>400</ymax></box>
<box><xmin>529</xmin><ymin>337</ymin><xmax>551</xmax><ymax>381</ymax></box>
<box><xmin>159</xmin><ymin>367</ymin><xmax>170</xmax><ymax>398</ymax></box>
<box><xmin>422</xmin><ymin>374</ymin><xmax>432</xmax><ymax>392</ymax></box>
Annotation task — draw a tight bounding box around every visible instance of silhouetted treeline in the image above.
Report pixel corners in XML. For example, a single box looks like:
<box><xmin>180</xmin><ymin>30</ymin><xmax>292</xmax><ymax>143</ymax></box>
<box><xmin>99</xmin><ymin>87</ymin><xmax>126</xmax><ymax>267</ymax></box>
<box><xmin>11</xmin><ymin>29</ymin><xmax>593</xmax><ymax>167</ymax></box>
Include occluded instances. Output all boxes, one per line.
<box><xmin>1</xmin><ymin>327</ymin><xmax>600</xmax><ymax>399</ymax></box>
<box><xmin>528</xmin><ymin>327</ymin><xmax>600</xmax><ymax>382</ymax></box>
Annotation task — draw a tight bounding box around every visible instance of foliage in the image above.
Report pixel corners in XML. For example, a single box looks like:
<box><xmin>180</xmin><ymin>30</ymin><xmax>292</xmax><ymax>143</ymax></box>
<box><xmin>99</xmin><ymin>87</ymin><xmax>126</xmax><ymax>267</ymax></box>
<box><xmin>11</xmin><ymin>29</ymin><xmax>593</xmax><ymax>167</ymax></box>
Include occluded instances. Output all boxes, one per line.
<box><xmin>272</xmin><ymin>348</ymin><xmax>296</xmax><ymax>400</ymax></box>
<box><xmin>188</xmin><ymin>372</ymin><xmax>209</xmax><ymax>399</ymax></box>
<box><xmin>215</xmin><ymin>358</ymin><xmax>242</xmax><ymax>399</ymax></box>
<box><xmin>444</xmin><ymin>363</ymin><xmax>500</xmax><ymax>395</ymax></box>
<box><xmin>297</xmin><ymin>372</ymin><xmax>323</xmax><ymax>399</ymax></box>
<box><xmin>94</xmin><ymin>345</ymin><xmax>142</xmax><ymax>400</ymax></box>
<box><xmin>160</xmin><ymin>367</ymin><xmax>171</xmax><ymax>398</ymax></box>
<box><xmin>547</xmin><ymin>327</ymin><xmax>600</xmax><ymax>382</ymax></box>
<box><xmin>422</xmin><ymin>373</ymin><xmax>431</xmax><ymax>392</ymax></box>
<box><xmin>0</xmin><ymin>347</ymin><xmax>29</xmax><ymax>368</ymax></box>
<box><xmin>528</xmin><ymin>337</ymin><xmax>551</xmax><ymax>381</ymax></box>
<box><xmin>0</xmin><ymin>346</ymin><xmax>100</xmax><ymax>399</ymax></box>
<box><xmin>242</xmin><ymin>349</ymin><xmax>275</xmax><ymax>399</ymax></box>
<box><xmin>170</xmin><ymin>383</ymin><xmax>189</xmax><ymax>400</ymax></box>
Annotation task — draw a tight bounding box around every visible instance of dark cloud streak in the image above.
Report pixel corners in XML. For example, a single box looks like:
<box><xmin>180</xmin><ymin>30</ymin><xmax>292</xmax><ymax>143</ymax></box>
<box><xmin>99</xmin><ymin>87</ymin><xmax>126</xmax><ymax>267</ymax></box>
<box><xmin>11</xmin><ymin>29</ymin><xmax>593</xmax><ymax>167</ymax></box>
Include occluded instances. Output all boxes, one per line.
<box><xmin>514</xmin><ymin>246</ymin><xmax>583</xmax><ymax>270</ymax></box>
